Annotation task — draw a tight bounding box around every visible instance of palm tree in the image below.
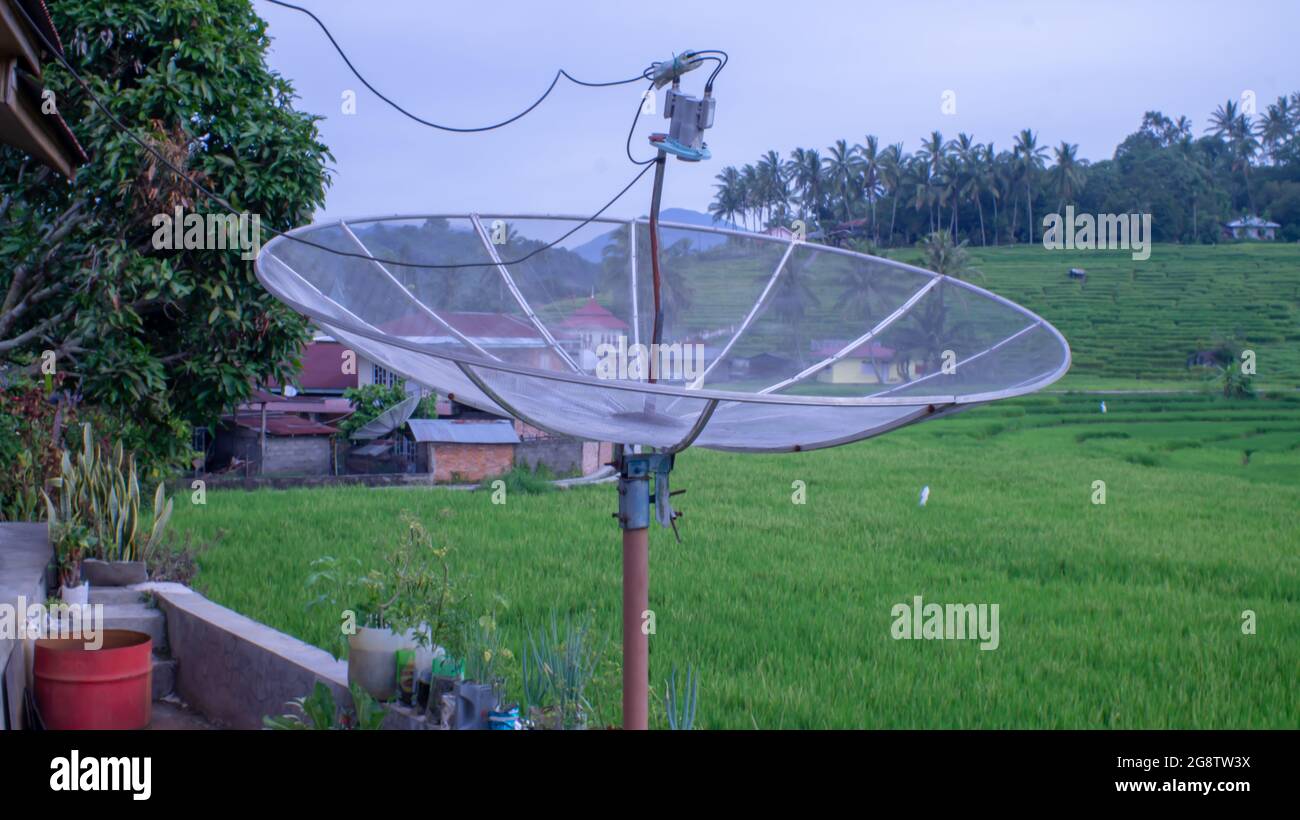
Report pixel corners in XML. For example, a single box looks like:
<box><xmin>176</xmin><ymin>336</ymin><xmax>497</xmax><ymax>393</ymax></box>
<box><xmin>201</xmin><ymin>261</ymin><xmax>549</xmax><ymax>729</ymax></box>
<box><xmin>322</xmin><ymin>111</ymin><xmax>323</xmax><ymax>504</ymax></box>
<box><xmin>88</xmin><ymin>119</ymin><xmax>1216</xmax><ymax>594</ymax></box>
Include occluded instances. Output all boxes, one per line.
<box><xmin>755</xmin><ymin>150</ymin><xmax>790</xmax><ymax>228</ymax></box>
<box><xmin>878</xmin><ymin>143</ymin><xmax>905</xmax><ymax>246</ymax></box>
<box><xmin>1259</xmin><ymin>96</ymin><xmax>1294</xmax><ymax>163</ymax></box>
<box><xmin>837</xmin><ymin>247</ymin><xmax>889</xmax><ymax>381</ymax></box>
<box><xmin>769</xmin><ymin>259</ymin><xmax>820</xmax><ymax>366</ymax></box>
<box><xmin>822</xmin><ymin>139</ymin><xmax>861</xmax><ymax>224</ymax></box>
<box><xmin>1013</xmin><ymin>128</ymin><xmax>1048</xmax><ymax>244</ymax></box>
<box><xmin>739</xmin><ymin>164</ymin><xmax>760</xmax><ymax>229</ymax></box>
<box><xmin>788</xmin><ymin>147</ymin><xmax>825</xmax><ymax>222</ymax></box>
<box><xmin>709</xmin><ymin>166</ymin><xmax>743</xmax><ymax>226</ymax></box>
<box><xmin>917</xmin><ymin>131</ymin><xmax>947</xmax><ymax>230</ymax></box>
<box><xmin>1048</xmin><ymin>141</ymin><xmax>1085</xmax><ymax>214</ymax></box>
<box><xmin>904</xmin><ymin>155</ymin><xmax>933</xmax><ymax>236</ymax></box>
<box><xmin>858</xmin><ymin>135</ymin><xmax>883</xmax><ymax>243</ymax></box>
<box><xmin>1206</xmin><ymin>99</ymin><xmax>1240</xmax><ymax>141</ymax></box>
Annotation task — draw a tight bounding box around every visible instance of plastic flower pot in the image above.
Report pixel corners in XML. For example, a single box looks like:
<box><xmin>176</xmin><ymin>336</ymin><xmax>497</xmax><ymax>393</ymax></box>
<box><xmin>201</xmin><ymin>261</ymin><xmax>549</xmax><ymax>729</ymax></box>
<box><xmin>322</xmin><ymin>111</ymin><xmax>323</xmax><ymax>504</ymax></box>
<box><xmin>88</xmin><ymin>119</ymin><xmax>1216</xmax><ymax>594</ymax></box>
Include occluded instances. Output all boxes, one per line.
<box><xmin>346</xmin><ymin>626</ymin><xmax>421</xmax><ymax>701</ymax></box>
<box><xmin>60</xmin><ymin>582</ymin><xmax>89</xmax><ymax>606</ymax></box>
<box><xmin>81</xmin><ymin>559</ymin><xmax>147</xmax><ymax>587</ymax></box>
<box><xmin>34</xmin><ymin>629</ymin><xmax>153</xmax><ymax>730</ymax></box>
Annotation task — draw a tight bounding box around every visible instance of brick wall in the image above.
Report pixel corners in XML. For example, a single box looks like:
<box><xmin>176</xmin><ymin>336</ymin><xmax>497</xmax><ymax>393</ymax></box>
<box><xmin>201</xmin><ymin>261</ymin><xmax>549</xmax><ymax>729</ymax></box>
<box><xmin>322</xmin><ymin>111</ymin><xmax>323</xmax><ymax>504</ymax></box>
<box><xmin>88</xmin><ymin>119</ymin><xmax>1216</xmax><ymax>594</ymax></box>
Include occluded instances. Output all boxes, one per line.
<box><xmin>433</xmin><ymin>444</ymin><xmax>515</xmax><ymax>483</ymax></box>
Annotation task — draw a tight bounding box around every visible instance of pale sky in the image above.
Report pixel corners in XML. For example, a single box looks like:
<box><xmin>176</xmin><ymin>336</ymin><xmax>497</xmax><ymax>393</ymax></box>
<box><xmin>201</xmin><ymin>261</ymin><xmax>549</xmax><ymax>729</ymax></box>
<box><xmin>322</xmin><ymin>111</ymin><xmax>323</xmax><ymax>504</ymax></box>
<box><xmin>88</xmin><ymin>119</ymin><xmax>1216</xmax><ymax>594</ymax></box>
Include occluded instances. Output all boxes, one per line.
<box><xmin>253</xmin><ymin>0</ymin><xmax>1298</xmax><ymax>222</ymax></box>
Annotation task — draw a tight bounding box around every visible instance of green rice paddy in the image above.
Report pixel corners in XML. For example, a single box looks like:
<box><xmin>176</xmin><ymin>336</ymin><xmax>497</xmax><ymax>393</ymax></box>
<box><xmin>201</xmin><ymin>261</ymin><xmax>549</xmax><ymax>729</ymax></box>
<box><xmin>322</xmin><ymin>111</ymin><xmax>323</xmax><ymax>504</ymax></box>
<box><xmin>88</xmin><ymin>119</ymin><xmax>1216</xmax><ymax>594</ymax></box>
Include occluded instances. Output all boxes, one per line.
<box><xmin>170</xmin><ymin>391</ymin><xmax>1300</xmax><ymax>728</ymax></box>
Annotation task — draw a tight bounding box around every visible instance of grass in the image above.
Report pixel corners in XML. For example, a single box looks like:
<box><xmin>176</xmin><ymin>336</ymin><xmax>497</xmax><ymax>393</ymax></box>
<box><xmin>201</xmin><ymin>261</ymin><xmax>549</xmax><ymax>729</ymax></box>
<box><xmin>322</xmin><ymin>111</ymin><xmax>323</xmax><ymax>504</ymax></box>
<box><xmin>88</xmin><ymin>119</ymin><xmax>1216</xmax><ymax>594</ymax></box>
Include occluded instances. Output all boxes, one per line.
<box><xmin>169</xmin><ymin>391</ymin><xmax>1300</xmax><ymax>729</ymax></box>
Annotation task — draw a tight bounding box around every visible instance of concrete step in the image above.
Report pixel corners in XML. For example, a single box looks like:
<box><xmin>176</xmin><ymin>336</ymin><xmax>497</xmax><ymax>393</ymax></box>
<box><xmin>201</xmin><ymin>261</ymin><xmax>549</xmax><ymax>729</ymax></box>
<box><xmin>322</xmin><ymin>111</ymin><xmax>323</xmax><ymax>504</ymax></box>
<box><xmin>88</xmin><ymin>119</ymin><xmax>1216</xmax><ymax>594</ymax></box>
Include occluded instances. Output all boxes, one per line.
<box><xmin>152</xmin><ymin>655</ymin><xmax>177</xmax><ymax>701</ymax></box>
<box><xmin>89</xmin><ymin>586</ymin><xmax>150</xmax><ymax>606</ymax></box>
<box><xmin>101</xmin><ymin>603</ymin><xmax>167</xmax><ymax>652</ymax></box>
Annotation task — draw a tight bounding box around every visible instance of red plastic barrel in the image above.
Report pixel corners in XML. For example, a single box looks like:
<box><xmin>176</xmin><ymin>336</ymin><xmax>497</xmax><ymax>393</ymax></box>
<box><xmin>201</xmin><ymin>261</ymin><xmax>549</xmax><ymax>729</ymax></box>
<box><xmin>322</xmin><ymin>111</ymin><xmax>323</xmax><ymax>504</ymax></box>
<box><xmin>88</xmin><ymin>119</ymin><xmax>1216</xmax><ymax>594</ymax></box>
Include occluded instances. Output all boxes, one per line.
<box><xmin>34</xmin><ymin>629</ymin><xmax>153</xmax><ymax>730</ymax></box>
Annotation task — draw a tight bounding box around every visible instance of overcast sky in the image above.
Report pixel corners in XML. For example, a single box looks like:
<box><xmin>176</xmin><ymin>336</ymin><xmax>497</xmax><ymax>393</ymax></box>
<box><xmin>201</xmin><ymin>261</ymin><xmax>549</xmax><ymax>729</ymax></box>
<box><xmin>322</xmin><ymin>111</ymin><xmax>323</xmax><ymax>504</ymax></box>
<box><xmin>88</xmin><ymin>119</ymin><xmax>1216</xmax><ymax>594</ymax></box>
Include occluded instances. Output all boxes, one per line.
<box><xmin>253</xmin><ymin>0</ymin><xmax>1298</xmax><ymax>223</ymax></box>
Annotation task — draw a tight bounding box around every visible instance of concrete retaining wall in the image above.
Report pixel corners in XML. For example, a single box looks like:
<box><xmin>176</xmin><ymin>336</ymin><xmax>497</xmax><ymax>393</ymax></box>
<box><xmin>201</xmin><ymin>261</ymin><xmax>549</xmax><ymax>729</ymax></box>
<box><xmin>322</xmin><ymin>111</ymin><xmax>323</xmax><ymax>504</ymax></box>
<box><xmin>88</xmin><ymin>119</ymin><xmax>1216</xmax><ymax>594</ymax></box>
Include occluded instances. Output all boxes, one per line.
<box><xmin>150</xmin><ymin>583</ymin><xmax>349</xmax><ymax>730</ymax></box>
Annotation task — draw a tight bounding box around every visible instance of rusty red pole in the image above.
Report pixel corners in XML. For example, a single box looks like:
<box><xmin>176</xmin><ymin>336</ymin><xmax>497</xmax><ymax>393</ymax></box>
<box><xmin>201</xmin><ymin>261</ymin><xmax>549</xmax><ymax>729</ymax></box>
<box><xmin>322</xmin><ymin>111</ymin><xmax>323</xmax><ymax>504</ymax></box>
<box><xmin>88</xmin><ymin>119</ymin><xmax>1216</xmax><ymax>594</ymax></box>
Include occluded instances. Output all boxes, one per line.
<box><xmin>622</xmin><ymin>525</ymin><xmax>649</xmax><ymax>730</ymax></box>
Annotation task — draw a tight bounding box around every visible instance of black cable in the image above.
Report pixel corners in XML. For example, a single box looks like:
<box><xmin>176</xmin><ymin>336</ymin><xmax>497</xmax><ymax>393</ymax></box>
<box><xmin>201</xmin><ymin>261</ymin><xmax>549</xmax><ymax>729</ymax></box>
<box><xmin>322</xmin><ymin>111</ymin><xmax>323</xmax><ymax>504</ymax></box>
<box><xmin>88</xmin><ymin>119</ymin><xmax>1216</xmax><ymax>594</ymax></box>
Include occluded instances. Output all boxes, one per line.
<box><xmin>626</xmin><ymin>81</ymin><xmax>658</xmax><ymax>166</ymax></box>
<box><xmin>264</xmin><ymin>0</ymin><xmax>648</xmax><ymax>132</ymax></box>
<box><xmin>15</xmin><ymin>1</ymin><xmax>653</xmax><ymax>270</ymax></box>
<box><xmin>695</xmin><ymin>49</ymin><xmax>728</xmax><ymax>91</ymax></box>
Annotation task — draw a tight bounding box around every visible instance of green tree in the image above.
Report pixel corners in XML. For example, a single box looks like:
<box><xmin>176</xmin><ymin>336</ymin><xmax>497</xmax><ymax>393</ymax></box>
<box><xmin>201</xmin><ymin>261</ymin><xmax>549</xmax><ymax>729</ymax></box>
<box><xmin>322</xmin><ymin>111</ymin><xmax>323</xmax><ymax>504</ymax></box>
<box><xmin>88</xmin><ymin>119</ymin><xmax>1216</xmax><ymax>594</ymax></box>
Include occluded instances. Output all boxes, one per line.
<box><xmin>0</xmin><ymin>0</ymin><xmax>332</xmax><ymax>467</ymax></box>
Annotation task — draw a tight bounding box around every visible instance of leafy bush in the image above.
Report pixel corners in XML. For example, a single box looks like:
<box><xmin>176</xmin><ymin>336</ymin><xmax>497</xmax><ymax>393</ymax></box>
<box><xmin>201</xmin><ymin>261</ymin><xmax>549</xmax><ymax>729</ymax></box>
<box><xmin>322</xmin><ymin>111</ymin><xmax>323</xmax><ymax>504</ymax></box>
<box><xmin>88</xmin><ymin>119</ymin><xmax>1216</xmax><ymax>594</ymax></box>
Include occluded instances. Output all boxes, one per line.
<box><xmin>338</xmin><ymin>383</ymin><xmax>408</xmax><ymax>439</ymax></box>
<box><xmin>493</xmin><ymin>464</ymin><xmax>556</xmax><ymax>495</ymax></box>
<box><xmin>0</xmin><ymin>377</ymin><xmax>77</xmax><ymax>521</ymax></box>
<box><xmin>413</xmin><ymin>393</ymin><xmax>439</xmax><ymax>419</ymax></box>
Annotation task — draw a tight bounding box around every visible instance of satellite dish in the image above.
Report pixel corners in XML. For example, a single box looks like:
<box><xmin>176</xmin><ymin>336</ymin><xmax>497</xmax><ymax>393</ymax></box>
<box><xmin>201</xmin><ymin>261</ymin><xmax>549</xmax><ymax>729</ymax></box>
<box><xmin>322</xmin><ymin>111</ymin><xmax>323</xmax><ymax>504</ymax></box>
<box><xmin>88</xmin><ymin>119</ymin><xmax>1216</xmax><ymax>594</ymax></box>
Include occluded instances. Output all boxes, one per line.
<box><xmin>349</xmin><ymin>393</ymin><xmax>419</xmax><ymax>441</ymax></box>
<box><xmin>256</xmin><ymin>213</ymin><xmax>1070</xmax><ymax>729</ymax></box>
<box><xmin>255</xmin><ymin>215</ymin><xmax>1070</xmax><ymax>453</ymax></box>
<box><xmin>283</xmin><ymin>384</ymin><xmax>299</xmax><ymax>398</ymax></box>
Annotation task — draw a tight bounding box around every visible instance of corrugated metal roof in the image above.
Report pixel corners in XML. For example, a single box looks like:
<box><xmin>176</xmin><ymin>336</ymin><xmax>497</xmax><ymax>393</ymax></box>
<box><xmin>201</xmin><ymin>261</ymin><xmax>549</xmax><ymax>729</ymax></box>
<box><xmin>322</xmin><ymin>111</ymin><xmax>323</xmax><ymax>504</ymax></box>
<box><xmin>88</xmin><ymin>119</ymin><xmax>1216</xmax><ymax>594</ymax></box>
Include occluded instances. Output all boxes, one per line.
<box><xmin>407</xmin><ymin>419</ymin><xmax>520</xmax><ymax>444</ymax></box>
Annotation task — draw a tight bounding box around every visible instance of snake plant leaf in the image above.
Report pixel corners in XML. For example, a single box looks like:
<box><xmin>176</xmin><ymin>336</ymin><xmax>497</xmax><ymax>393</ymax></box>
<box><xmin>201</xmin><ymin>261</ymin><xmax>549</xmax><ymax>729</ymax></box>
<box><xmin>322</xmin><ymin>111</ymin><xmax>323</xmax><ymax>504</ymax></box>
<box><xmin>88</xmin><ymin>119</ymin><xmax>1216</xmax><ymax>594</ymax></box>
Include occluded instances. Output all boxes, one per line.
<box><xmin>42</xmin><ymin>490</ymin><xmax>58</xmax><ymax>527</ymax></box>
<box><xmin>148</xmin><ymin>497</ymin><xmax>174</xmax><ymax>556</ymax></box>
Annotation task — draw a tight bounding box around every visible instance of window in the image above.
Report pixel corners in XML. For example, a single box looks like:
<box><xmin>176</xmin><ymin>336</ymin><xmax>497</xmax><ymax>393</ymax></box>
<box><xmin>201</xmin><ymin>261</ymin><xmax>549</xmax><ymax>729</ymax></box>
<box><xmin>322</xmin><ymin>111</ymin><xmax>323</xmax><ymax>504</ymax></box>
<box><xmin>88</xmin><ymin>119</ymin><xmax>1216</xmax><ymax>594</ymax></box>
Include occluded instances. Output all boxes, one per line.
<box><xmin>372</xmin><ymin>363</ymin><xmax>399</xmax><ymax>388</ymax></box>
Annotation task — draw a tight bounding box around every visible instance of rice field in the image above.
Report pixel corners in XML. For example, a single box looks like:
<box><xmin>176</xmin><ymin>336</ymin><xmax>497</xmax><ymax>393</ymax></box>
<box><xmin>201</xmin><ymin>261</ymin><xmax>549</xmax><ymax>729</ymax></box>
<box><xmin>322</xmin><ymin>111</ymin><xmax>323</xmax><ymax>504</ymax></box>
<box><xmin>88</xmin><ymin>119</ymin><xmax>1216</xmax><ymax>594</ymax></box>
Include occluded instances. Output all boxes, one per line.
<box><xmin>169</xmin><ymin>391</ymin><xmax>1300</xmax><ymax>729</ymax></box>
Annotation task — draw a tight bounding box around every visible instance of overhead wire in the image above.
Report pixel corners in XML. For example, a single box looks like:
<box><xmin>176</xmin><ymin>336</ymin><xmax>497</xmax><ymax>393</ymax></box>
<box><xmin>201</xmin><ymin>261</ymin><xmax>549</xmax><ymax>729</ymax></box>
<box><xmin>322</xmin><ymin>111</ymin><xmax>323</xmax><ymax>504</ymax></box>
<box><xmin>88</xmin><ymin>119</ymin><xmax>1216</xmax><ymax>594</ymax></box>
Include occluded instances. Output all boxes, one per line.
<box><xmin>15</xmin><ymin>1</ymin><xmax>657</xmax><ymax>270</ymax></box>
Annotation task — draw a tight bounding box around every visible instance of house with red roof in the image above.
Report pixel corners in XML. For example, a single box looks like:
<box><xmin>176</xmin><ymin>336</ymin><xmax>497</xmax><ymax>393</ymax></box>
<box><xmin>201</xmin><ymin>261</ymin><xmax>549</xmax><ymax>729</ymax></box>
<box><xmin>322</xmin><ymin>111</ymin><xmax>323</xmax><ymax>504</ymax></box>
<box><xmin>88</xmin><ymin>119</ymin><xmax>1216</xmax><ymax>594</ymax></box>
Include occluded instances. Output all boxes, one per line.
<box><xmin>557</xmin><ymin>297</ymin><xmax>630</xmax><ymax>370</ymax></box>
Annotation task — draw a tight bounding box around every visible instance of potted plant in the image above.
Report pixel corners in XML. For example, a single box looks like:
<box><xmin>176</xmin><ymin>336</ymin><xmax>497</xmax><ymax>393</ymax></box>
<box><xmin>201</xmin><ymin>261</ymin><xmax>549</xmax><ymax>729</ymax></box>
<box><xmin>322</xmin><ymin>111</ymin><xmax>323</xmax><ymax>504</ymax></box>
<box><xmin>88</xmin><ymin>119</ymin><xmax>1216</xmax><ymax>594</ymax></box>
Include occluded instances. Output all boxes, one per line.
<box><xmin>43</xmin><ymin>494</ymin><xmax>93</xmax><ymax>605</ymax></box>
<box><xmin>44</xmin><ymin>423</ymin><xmax>172</xmax><ymax>586</ymax></box>
<box><xmin>307</xmin><ymin>511</ymin><xmax>461</xmax><ymax>701</ymax></box>
<box><xmin>50</xmin><ymin>521</ymin><xmax>93</xmax><ymax>605</ymax></box>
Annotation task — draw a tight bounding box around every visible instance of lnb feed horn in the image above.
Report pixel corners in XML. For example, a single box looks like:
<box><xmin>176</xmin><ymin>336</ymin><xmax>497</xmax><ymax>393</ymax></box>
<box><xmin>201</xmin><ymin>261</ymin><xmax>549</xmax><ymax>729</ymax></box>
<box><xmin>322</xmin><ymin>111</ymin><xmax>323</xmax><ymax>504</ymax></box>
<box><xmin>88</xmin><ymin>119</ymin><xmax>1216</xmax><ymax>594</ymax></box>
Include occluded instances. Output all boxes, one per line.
<box><xmin>649</xmin><ymin>50</ymin><xmax>703</xmax><ymax>88</ymax></box>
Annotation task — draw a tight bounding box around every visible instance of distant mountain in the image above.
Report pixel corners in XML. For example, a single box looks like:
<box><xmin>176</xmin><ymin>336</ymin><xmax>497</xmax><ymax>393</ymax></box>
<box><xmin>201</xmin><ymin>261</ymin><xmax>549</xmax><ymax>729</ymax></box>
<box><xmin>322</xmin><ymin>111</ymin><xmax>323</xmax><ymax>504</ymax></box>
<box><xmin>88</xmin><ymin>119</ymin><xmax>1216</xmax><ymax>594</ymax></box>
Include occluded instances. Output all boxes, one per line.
<box><xmin>571</xmin><ymin>208</ymin><xmax>741</xmax><ymax>263</ymax></box>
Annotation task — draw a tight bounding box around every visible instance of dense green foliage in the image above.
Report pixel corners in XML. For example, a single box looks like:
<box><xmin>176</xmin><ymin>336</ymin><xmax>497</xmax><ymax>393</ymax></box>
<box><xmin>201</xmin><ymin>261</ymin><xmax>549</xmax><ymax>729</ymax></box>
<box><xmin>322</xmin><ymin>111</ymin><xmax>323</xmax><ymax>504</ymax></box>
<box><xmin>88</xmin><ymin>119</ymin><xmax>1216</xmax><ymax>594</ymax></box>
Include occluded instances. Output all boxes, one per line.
<box><xmin>172</xmin><ymin>391</ymin><xmax>1299</xmax><ymax>728</ymax></box>
<box><xmin>337</xmin><ymin>382</ymin><xmax>408</xmax><ymax>439</ymax></box>
<box><xmin>712</xmin><ymin>98</ymin><xmax>1300</xmax><ymax>245</ymax></box>
<box><xmin>0</xmin><ymin>0</ymin><xmax>331</xmax><ymax>468</ymax></box>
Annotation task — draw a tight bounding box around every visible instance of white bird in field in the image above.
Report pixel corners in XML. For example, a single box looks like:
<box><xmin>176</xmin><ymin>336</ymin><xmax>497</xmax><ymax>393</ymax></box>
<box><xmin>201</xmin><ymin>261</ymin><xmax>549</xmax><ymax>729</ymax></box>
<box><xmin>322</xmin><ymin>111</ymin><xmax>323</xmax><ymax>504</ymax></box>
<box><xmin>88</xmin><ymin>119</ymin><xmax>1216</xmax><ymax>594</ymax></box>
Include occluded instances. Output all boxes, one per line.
<box><xmin>1100</xmin><ymin>401</ymin><xmax>1107</xmax><ymax>414</ymax></box>
<box><xmin>919</xmin><ymin>485</ymin><xmax>930</xmax><ymax>507</ymax></box>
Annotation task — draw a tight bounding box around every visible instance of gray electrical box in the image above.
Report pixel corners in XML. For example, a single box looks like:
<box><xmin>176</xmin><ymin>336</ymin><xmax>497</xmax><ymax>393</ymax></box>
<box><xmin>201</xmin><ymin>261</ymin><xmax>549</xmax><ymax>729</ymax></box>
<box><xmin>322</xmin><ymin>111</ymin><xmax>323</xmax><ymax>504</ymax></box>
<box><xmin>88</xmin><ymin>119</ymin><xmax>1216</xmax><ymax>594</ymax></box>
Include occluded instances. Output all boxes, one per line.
<box><xmin>664</xmin><ymin>88</ymin><xmax>716</xmax><ymax>153</ymax></box>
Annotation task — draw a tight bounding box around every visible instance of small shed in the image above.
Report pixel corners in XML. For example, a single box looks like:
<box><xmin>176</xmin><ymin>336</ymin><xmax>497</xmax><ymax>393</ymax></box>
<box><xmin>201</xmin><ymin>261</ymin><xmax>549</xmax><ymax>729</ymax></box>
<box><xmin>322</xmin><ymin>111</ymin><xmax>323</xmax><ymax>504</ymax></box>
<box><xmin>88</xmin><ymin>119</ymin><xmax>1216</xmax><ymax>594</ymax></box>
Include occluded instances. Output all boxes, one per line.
<box><xmin>222</xmin><ymin>413</ymin><xmax>337</xmax><ymax>475</ymax></box>
<box><xmin>407</xmin><ymin>419</ymin><xmax>521</xmax><ymax>483</ymax></box>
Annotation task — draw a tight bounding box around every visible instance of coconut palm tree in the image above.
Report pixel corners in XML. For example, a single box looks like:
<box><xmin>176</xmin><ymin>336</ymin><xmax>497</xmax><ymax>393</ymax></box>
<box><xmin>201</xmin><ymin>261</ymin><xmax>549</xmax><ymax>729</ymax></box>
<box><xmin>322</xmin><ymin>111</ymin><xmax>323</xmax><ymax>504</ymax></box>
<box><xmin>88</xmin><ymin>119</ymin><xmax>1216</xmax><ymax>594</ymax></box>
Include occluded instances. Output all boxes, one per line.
<box><xmin>1259</xmin><ymin>96</ymin><xmax>1294</xmax><ymax>163</ymax></box>
<box><xmin>788</xmin><ymin>147</ymin><xmax>825</xmax><ymax>222</ymax></box>
<box><xmin>739</xmin><ymin>164</ymin><xmax>760</xmax><ymax>229</ymax></box>
<box><xmin>709</xmin><ymin>166</ymin><xmax>743</xmax><ymax>227</ymax></box>
<box><xmin>1013</xmin><ymin>128</ymin><xmax>1048</xmax><ymax>244</ymax></box>
<box><xmin>1206</xmin><ymin>99</ymin><xmax>1240</xmax><ymax>141</ymax></box>
<box><xmin>859</xmin><ymin>135</ymin><xmax>883</xmax><ymax>243</ymax></box>
<box><xmin>878</xmin><ymin>143</ymin><xmax>905</xmax><ymax>246</ymax></box>
<box><xmin>822</xmin><ymin>139</ymin><xmax>861</xmax><ymax>224</ymax></box>
<box><xmin>917</xmin><ymin>131</ymin><xmax>947</xmax><ymax>230</ymax></box>
<box><xmin>757</xmin><ymin>149</ymin><xmax>789</xmax><ymax>227</ymax></box>
<box><xmin>904</xmin><ymin>155</ymin><xmax>933</xmax><ymax>236</ymax></box>
<box><xmin>1048</xmin><ymin>141</ymin><xmax>1085</xmax><ymax>213</ymax></box>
